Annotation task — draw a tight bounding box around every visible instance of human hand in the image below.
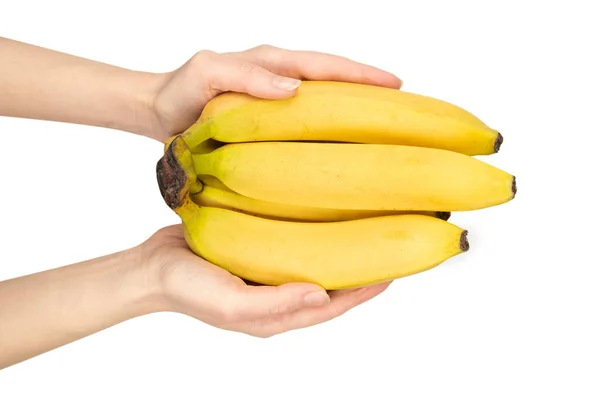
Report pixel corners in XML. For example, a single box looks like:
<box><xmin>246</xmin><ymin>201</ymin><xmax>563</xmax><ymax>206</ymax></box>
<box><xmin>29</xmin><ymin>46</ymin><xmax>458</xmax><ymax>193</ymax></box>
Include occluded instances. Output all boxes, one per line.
<box><xmin>146</xmin><ymin>44</ymin><xmax>402</xmax><ymax>142</ymax></box>
<box><xmin>142</xmin><ymin>225</ymin><xmax>391</xmax><ymax>337</ymax></box>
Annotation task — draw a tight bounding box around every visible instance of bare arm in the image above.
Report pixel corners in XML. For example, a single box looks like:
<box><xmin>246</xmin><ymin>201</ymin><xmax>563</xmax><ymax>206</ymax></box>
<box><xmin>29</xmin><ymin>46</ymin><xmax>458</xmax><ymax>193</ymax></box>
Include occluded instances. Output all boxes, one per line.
<box><xmin>0</xmin><ymin>37</ymin><xmax>164</xmax><ymax>138</ymax></box>
<box><xmin>0</xmin><ymin>247</ymin><xmax>160</xmax><ymax>369</ymax></box>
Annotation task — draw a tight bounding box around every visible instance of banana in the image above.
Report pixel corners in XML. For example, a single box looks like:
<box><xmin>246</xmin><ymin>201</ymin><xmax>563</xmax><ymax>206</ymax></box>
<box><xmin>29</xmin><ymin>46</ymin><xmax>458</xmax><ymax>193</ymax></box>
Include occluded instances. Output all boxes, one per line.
<box><xmin>192</xmin><ymin>141</ymin><xmax>517</xmax><ymax>212</ymax></box>
<box><xmin>156</xmin><ymin>138</ymin><xmax>469</xmax><ymax>289</ymax></box>
<box><xmin>182</xmin><ymin>205</ymin><xmax>467</xmax><ymax>290</ymax></box>
<box><xmin>180</xmin><ymin>81</ymin><xmax>502</xmax><ymax>156</ymax></box>
<box><xmin>190</xmin><ymin>183</ymin><xmax>451</xmax><ymax>222</ymax></box>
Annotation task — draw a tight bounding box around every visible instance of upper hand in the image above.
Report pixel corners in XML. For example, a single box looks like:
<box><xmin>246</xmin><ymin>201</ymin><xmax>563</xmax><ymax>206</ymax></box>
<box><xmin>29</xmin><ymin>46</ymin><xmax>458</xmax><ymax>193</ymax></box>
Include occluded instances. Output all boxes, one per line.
<box><xmin>146</xmin><ymin>44</ymin><xmax>402</xmax><ymax>142</ymax></box>
<box><xmin>141</xmin><ymin>225</ymin><xmax>391</xmax><ymax>338</ymax></box>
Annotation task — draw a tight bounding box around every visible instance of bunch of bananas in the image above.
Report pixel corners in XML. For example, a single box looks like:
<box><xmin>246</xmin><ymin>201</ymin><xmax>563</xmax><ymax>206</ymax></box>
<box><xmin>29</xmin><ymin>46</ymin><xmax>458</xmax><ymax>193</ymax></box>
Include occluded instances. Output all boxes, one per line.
<box><xmin>156</xmin><ymin>81</ymin><xmax>516</xmax><ymax>290</ymax></box>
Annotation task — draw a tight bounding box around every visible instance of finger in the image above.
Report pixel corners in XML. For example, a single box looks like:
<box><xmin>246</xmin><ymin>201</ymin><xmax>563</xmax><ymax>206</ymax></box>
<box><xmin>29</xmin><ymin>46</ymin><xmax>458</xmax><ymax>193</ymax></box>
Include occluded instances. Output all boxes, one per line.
<box><xmin>196</xmin><ymin>51</ymin><xmax>302</xmax><ymax>99</ymax></box>
<box><xmin>225</xmin><ymin>282</ymin><xmax>331</xmax><ymax>322</ymax></box>
<box><xmin>239</xmin><ymin>45</ymin><xmax>402</xmax><ymax>89</ymax></box>
<box><xmin>247</xmin><ymin>281</ymin><xmax>393</xmax><ymax>337</ymax></box>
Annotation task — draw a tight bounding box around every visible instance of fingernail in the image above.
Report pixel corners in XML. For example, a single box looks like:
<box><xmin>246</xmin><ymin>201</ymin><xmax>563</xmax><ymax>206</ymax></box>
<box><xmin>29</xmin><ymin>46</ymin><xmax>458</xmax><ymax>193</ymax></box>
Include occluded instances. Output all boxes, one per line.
<box><xmin>303</xmin><ymin>291</ymin><xmax>330</xmax><ymax>307</ymax></box>
<box><xmin>273</xmin><ymin>76</ymin><xmax>301</xmax><ymax>91</ymax></box>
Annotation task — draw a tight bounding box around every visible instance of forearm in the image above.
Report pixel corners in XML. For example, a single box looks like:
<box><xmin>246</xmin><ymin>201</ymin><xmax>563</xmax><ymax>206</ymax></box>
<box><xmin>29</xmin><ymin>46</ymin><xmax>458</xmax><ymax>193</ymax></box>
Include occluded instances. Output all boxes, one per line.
<box><xmin>0</xmin><ymin>247</ymin><xmax>161</xmax><ymax>369</ymax></box>
<box><xmin>0</xmin><ymin>37</ymin><xmax>165</xmax><ymax>138</ymax></box>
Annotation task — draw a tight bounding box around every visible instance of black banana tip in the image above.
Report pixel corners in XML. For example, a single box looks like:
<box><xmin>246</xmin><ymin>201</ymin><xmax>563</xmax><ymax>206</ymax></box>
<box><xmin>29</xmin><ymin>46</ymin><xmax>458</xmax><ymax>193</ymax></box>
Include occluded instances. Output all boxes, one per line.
<box><xmin>460</xmin><ymin>230</ymin><xmax>470</xmax><ymax>252</ymax></box>
<box><xmin>156</xmin><ymin>137</ymin><xmax>189</xmax><ymax>210</ymax></box>
<box><xmin>494</xmin><ymin>132</ymin><xmax>504</xmax><ymax>153</ymax></box>
<box><xmin>512</xmin><ymin>176</ymin><xmax>517</xmax><ymax>198</ymax></box>
<box><xmin>436</xmin><ymin>211</ymin><xmax>452</xmax><ymax>221</ymax></box>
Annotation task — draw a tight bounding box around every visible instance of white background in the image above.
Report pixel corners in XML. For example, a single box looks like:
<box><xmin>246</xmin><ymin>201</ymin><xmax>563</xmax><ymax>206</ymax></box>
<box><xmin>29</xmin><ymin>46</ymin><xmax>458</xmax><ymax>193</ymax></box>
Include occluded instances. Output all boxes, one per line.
<box><xmin>1</xmin><ymin>1</ymin><xmax>599</xmax><ymax>399</ymax></box>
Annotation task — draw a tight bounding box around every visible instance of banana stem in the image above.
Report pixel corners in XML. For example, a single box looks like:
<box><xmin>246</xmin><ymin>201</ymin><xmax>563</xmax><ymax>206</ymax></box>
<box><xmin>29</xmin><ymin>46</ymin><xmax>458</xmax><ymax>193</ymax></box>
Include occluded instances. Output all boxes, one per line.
<box><xmin>156</xmin><ymin>136</ymin><xmax>202</xmax><ymax>210</ymax></box>
<box><xmin>191</xmin><ymin>152</ymin><xmax>217</xmax><ymax>176</ymax></box>
<box><xmin>181</xmin><ymin>120</ymin><xmax>214</xmax><ymax>150</ymax></box>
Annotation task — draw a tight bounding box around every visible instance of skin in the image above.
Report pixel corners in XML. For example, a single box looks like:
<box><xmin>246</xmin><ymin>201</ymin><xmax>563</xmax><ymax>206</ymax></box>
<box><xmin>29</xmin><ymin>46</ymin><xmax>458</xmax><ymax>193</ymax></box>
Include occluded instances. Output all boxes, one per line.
<box><xmin>0</xmin><ymin>37</ymin><xmax>403</xmax><ymax>369</ymax></box>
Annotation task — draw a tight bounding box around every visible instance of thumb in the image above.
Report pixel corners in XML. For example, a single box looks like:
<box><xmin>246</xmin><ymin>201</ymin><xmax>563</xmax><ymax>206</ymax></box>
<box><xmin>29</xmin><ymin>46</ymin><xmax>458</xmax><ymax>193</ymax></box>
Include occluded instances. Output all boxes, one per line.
<box><xmin>232</xmin><ymin>283</ymin><xmax>331</xmax><ymax>320</ymax></box>
<box><xmin>204</xmin><ymin>53</ymin><xmax>302</xmax><ymax>99</ymax></box>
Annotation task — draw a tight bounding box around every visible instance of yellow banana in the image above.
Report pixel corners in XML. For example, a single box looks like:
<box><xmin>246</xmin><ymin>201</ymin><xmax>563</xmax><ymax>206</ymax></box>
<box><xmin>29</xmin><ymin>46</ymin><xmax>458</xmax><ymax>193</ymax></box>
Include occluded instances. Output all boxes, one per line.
<box><xmin>181</xmin><ymin>204</ymin><xmax>468</xmax><ymax>290</ymax></box>
<box><xmin>155</xmin><ymin>138</ymin><xmax>468</xmax><ymax>289</ymax></box>
<box><xmin>181</xmin><ymin>81</ymin><xmax>502</xmax><ymax>156</ymax></box>
<box><xmin>190</xmin><ymin>184</ymin><xmax>451</xmax><ymax>222</ymax></box>
<box><xmin>192</xmin><ymin>141</ymin><xmax>516</xmax><ymax>212</ymax></box>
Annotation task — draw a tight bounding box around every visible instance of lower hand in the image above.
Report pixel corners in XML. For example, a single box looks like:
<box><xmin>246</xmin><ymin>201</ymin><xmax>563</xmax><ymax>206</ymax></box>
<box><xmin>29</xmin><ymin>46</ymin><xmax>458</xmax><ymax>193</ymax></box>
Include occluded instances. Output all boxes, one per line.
<box><xmin>142</xmin><ymin>225</ymin><xmax>391</xmax><ymax>337</ymax></box>
<box><xmin>147</xmin><ymin>44</ymin><xmax>402</xmax><ymax>142</ymax></box>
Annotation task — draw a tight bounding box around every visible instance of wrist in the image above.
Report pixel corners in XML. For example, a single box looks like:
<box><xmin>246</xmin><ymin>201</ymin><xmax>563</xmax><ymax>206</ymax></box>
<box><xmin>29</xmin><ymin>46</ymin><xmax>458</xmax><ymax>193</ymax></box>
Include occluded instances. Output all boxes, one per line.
<box><xmin>120</xmin><ymin>70</ymin><xmax>171</xmax><ymax>141</ymax></box>
<box><xmin>118</xmin><ymin>245</ymin><xmax>169</xmax><ymax>317</ymax></box>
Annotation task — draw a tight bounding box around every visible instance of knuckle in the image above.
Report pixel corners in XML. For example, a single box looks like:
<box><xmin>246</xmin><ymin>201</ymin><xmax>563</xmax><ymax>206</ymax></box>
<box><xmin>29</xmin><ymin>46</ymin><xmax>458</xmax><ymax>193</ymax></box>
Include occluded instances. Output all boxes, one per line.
<box><xmin>191</xmin><ymin>49</ymin><xmax>217</xmax><ymax>65</ymax></box>
<box><xmin>267</xmin><ymin>301</ymin><xmax>284</xmax><ymax>316</ymax></box>
<box><xmin>253</xmin><ymin>44</ymin><xmax>286</xmax><ymax>65</ymax></box>
<box><xmin>266</xmin><ymin>291</ymin><xmax>295</xmax><ymax>316</ymax></box>
<box><xmin>252</xmin><ymin>44</ymin><xmax>277</xmax><ymax>53</ymax></box>
<box><xmin>253</xmin><ymin>329</ymin><xmax>276</xmax><ymax>339</ymax></box>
